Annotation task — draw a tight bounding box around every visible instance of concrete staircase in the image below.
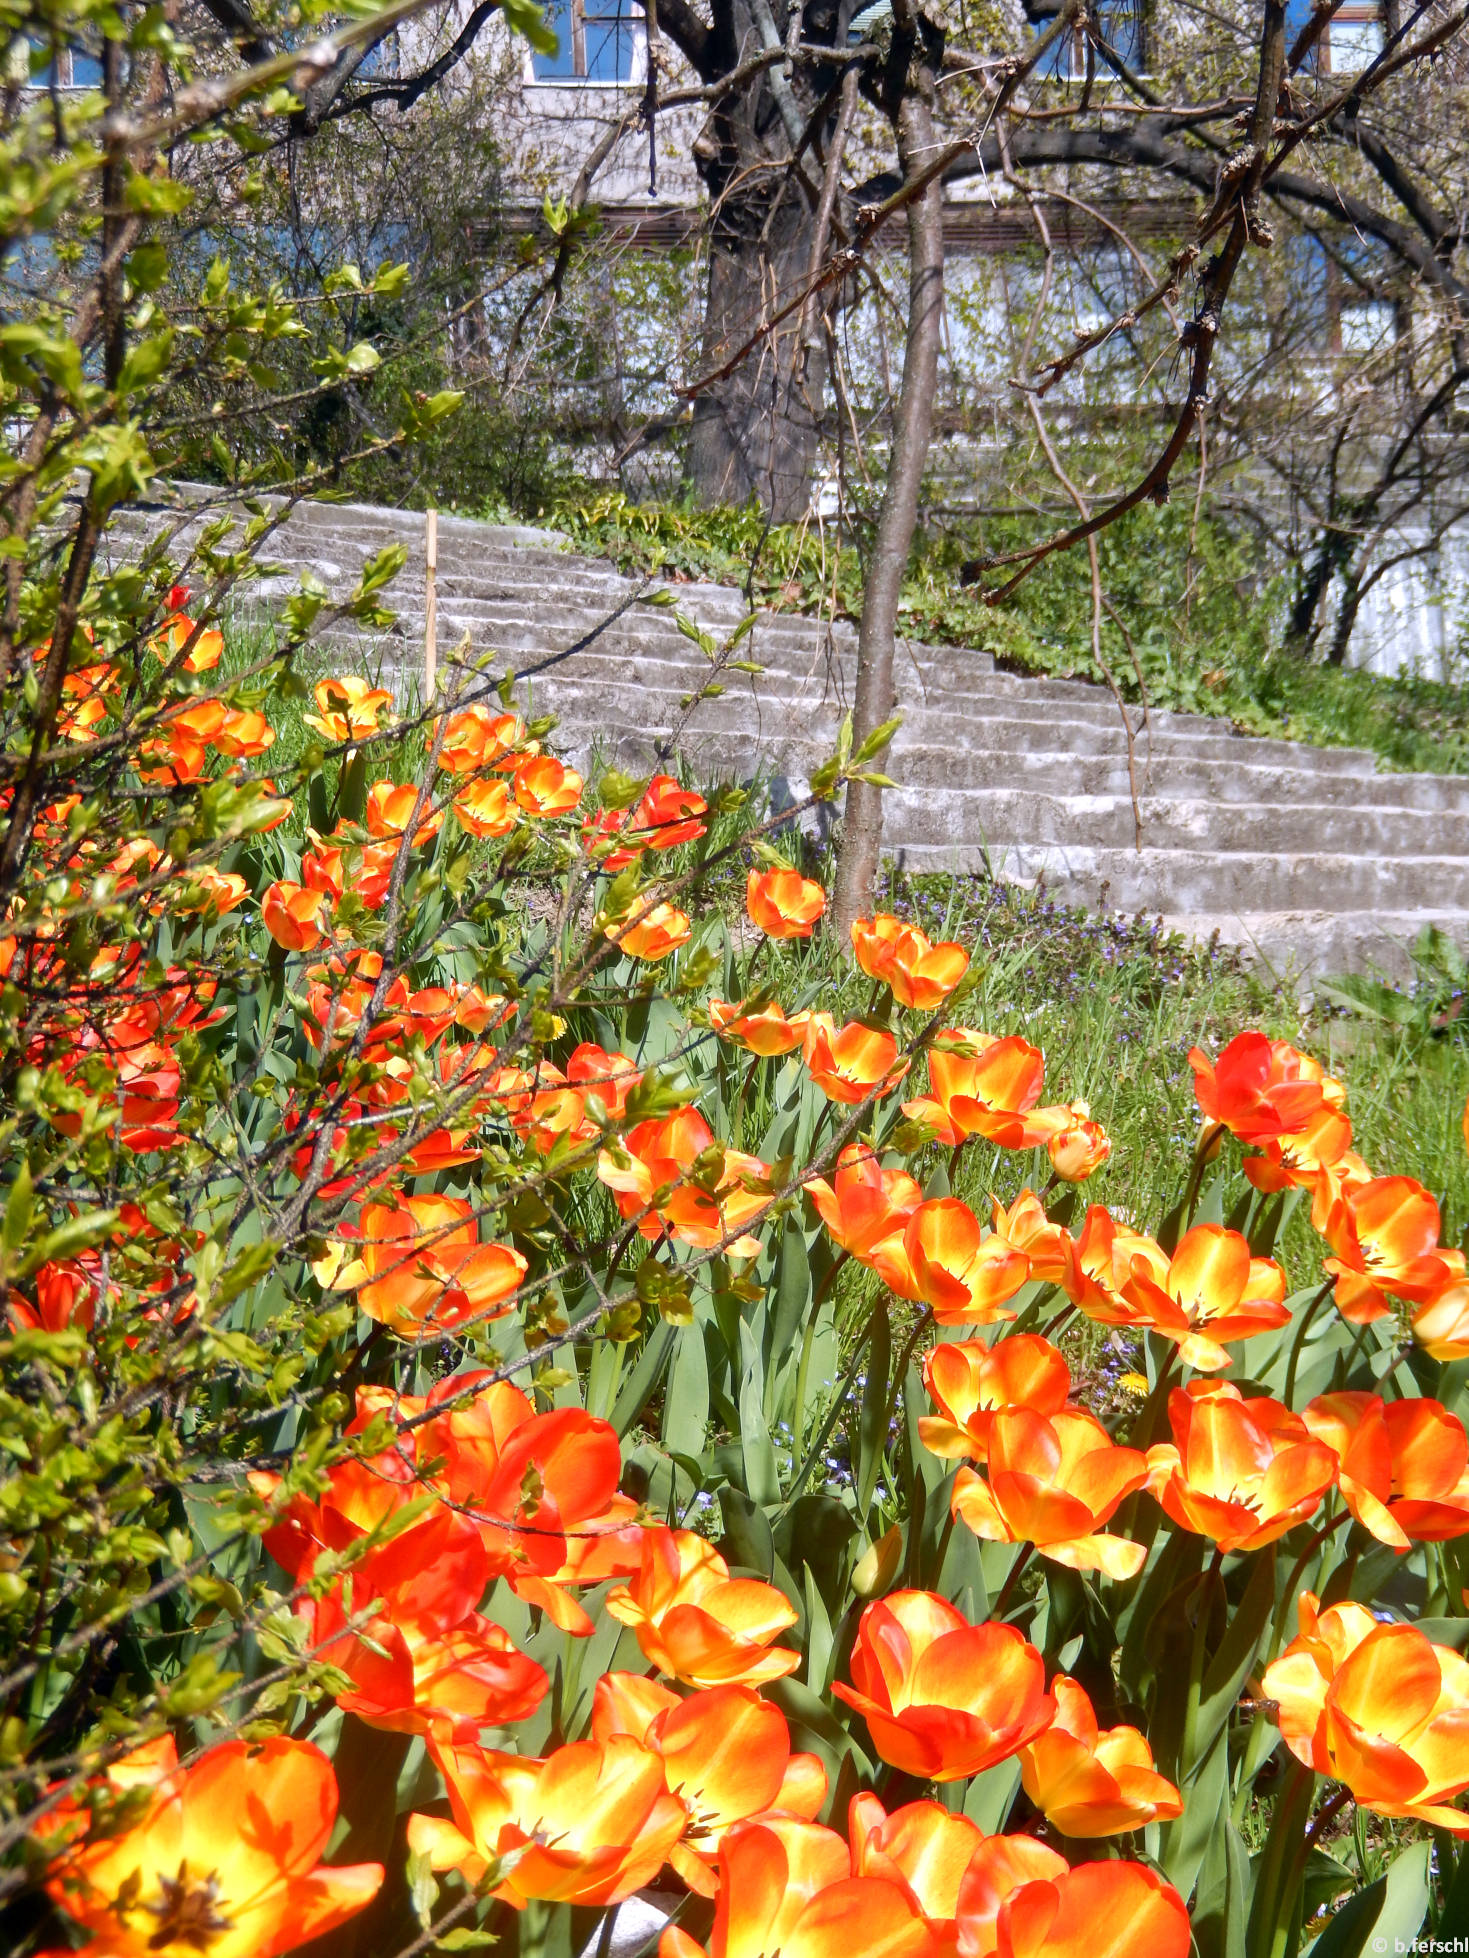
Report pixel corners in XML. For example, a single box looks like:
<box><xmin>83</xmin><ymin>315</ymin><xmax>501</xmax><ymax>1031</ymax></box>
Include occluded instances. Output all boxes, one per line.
<box><xmin>106</xmin><ymin>491</ymin><xmax>1469</xmax><ymax>981</ymax></box>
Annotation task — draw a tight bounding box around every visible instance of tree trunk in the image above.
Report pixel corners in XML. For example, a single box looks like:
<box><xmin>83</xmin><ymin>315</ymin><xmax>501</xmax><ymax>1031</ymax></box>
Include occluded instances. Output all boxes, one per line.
<box><xmin>829</xmin><ymin>62</ymin><xmax>944</xmax><ymax>940</ymax></box>
<box><xmin>680</xmin><ymin>0</ymin><xmax>845</xmax><ymax>516</ymax></box>
<box><xmin>1324</xmin><ymin>568</ymin><xmax>1364</xmax><ymax>667</ymax></box>
<box><xmin>687</xmin><ymin>187</ymin><xmax>829</xmax><ymax>517</ymax></box>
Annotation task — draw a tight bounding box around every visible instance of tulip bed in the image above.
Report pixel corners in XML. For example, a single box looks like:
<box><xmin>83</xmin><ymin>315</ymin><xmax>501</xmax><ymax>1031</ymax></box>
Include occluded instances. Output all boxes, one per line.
<box><xmin>8</xmin><ymin>613</ymin><xmax>1469</xmax><ymax>1958</ymax></box>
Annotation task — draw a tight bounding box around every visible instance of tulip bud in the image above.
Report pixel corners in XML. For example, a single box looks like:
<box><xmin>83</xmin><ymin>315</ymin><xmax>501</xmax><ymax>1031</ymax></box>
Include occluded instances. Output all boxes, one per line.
<box><xmin>852</xmin><ymin>1522</ymin><xmax>903</xmax><ymax>1597</ymax></box>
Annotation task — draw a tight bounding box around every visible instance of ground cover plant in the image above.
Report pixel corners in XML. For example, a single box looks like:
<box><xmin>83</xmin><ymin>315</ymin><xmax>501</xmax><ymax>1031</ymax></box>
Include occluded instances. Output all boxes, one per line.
<box><xmin>537</xmin><ymin>495</ymin><xmax>1469</xmax><ymax>780</ymax></box>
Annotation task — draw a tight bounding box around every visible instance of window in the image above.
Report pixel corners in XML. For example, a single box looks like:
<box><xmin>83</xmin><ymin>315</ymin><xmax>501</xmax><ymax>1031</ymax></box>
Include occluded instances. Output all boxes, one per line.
<box><xmin>1029</xmin><ymin>0</ymin><xmax>1146</xmax><ymax>81</ymax></box>
<box><xmin>1324</xmin><ymin>1</ymin><xmax>1383</xmax><ymax>69</ymax></box>
<box><xmin>531</xmin><ymin>0</ymin><xmax>644</xmax><ymax>80</ymax></box>
<box><xmin>25</xmin><ymin>41</ymin><xmax>105</xmax><ymax>87</ymax></box>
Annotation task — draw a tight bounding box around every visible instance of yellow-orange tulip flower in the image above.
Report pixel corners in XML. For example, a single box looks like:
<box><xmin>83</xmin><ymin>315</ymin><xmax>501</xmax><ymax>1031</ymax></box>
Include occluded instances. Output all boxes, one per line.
<box><xmin>1415</xmin><ymin>1273</ymin><xmax>1469</xmax><ymax>1361</ymax></box>
<box><xmin>1305</xmin><ymin>1390</ymin><xmax>1469</xmax><ymax>1547</ymax></box>
<box><xmin>710</xmin><ymin>996</ymin><xmax>810</xmax><ymax>1055</ymax></box>
<box><xmin>409</xmin><ymin>1735</ymin><xmax>687</xmax><ymax>1906</ymax></box>
<box><xmin>852</xmin><ymin>914</ymin><xmax>970</xmax><ymax>1010</ymax></box>
<box><xmin>806</xmin><ymin>1143</ymin><xmax>922</xmax><ymax>1260</ymax></box>
<box><xmin>902</xmin><ymin>1029</ymin><xmax>1045</xmax><ymax>1147</ymax></box>
<box><xmin>951</xmin><ymin>1407</ymin><xmax>1149</xmax><ymax>1579</ymax></box>
<box><xmin>605</xmin><ymin>1526</ymin><xmax>799</xmax><ymax>1688</ymax></box>
<box><xmin>658</xmin><ymin>1816</ymin><xmax>946</xmax><ymax>1958</ymax></box>
<box><xmin>262</xmin><ymin>879</ymin><xmax>329</xmax><ymax>951</ymax></box>
<box><xmin>747</xmin><ymin>866</ymin><xmax>827</xmax><ymax>938</ymax></box>
<box><xmin>436</xmin><ymin>705</ymin><xmax>531</xmax><ymax>775</ymax></box>
<box><xmin>832</xmin><ymin>1589</ymin><xmax>1052</xmax><ymax>1782</ymax></box>
<box><xmin>1323</xmin><ymin>1175</ymin><xmax>1459</xmax><ymax>1324</ymax></box>
<box><xmin>513</xmin><ymin>753</ymin><xmax>583</xmax><ymax>816</ymax></box>
<box><xmin>918</xmin><ymin>1333</ymin><xmax>1071</xmax><ymax>1461</ymax></box>
<box><xmin>955</xmin><ymin>1848</ymin><xmax>1190</xmax><ymax>1958</ymax></box>
<box><xmin>847</xmin><ymin>1792</ymin><xmax>984</xmax><ymax>1922</ymax></box>
<box><xmin>1264</xmin><ymin>1592</ymin><xmax>1469</xmax><ymax>1835</ymax></box>
<box><xmin>592</xmin><ymin>1674</ymin><xmax>826</xmax><ymax>1893</ymax></box>
<box><xmin>904</xmin><ymin>1197</ymin><xmax>1031</xmax><ymax>1325</ymax></box>
<box><xmin>1017</xmin><ymin>1675</ymin><xmax>1181</xmax><ymax>1836</ymax></box>
<box><xmin>365</xmin><ymin>779</ymin><xmax>442</xmax><ymax>844</ymax></box>
<box><xmin>40</xmin><ymin>1736</ymin><xmax>382</xmax><ymax>1958</ymax></box>
<box><xmin>329</xmin><ymin>1195</ymin><xmax>527</xmax><ymax>1336</ymax></box>
<box><xmin>453</xmin><ymin>776</ymin><xmax>515</xmax><ymax>837</ymax></box>
<box><xmin>1029</xmin><ymin>1101</ymin><xmax>1112</xmax><ymax>1181</ymax></box>
<box><xmin>1060</xmin><ymin>1205</ymin><xmax>1169</xmax><ymax>1329</ymax></box>
<box><xmin>1119</xmin><ymin>1222</ymin><xmax>1289</xmax><ymax>1372</ymax></box>
<box><xmin>990</xmin><ymin>1190</ymin><xmax>1071</xmax><ymax>1286</ymax></box>
<box><xmin>608</xmin><ymin>901</ymin><xmax>693</xmax><ymax>961</ymax></box>
<box><xmin>303</xmin><ymin>674</ymin><xmax>394</xmax><ymax>742</ymax></box>
<box><xmin>1146</xmin><ymin>1381</ymin><xmax>1336</xmax><ymax>1553</ymax></box>
<box><xmin>802</xmin><ymin>1012</ymin><xmax>908</xmax><ymax>1105</ymax></box>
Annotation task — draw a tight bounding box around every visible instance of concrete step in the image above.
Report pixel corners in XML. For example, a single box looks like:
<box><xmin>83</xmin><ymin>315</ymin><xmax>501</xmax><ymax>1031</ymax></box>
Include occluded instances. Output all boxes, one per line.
<box><xmin>887</xmin><ymin>840</ymin><xmax>1469</xmax><ymax>916</ymax></box>
<box><xmin>105</xmin><ymin>487</ymin><xmax>1469</xmax><ymax>979</ymax></box>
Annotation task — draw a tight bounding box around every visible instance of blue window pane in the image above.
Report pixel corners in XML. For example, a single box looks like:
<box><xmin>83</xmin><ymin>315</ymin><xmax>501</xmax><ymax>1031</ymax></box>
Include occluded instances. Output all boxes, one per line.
<box><xmin>532</xmin><ymin>0</ymin><xmax>579</xmax><ymax>75</ymax></box>
<box><xmin>70</xmin><ymin>50</ymin><xmax>103</xmax><ymax>85</ymax></box>
<box><xmin>584</xmin><ymin>9</ymin><xmax>638</xmax><ymax>77</ymax></box>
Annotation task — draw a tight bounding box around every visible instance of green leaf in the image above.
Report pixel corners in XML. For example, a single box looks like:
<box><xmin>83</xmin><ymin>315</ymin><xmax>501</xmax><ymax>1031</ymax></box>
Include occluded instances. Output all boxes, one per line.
<box><xmin>1301</xmin><ymin>1841</ymin><xmax>1430</xmax><ymax>1958</ymax></box>
<box><xmin>852</xmin><ymin>715</ymin><xmax>902</xmax><ymax>764</ymax></box>
<box><xmin>855</xmin><ymin>1299</ymin><xmax>891</xmax><ymax>1516</ymax></box>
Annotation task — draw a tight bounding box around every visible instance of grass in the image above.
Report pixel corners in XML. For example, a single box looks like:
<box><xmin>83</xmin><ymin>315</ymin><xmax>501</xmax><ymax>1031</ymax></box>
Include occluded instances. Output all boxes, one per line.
<box><xmin>527</xmin><ymin>491</ymin><xmax>1469</xmax><ymax>780</ymax></box>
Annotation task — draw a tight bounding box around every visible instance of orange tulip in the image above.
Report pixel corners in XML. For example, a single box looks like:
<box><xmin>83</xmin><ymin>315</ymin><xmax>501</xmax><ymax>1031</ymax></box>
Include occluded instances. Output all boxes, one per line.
<box><xmin>597</xmin><ymin>1107</ymin><xmax>772</xmax><ymax>1257</ymax></box>
<box><xmin>1146</xmin><ymin>1381</ymin><xmax>1337</xmax><ymax>1553</ymax></box>
<box><xmin>1264</xmin><ymin>1592</ymin><xmax>1469</xmax><ymax>1834</ymax></box>
<box><xmin>262</xmin><ymin>879</ymin><xmax>329</xmax><ymax>951</ymax></box>
<box><xmin>605</xmin><ymin>1527</ymin><xmax>800</xmax><ymax>1688</ymax></box>
<box><xmin>608</xmin><ymin>900</ymin><xmax>693</xmax><ymax>961</ymax></box>
<box><xmin>1118</xmin><ymin>1222</ymin><xmax>1289</xmax><ymax>1372</ymax></box>
<box><xmin>951</xmin><ymin>1408</ymin><xmax>1149</xmax><ymax>1578</ymax></box>
<box><xmin>832</xmin><ymin>1589</ymin><xmax>1052</xmax><ymax>1782</ymax></box>
<box><xmin>366</xmin><ymin>779</ymin><xmax>443</xmax><ymax>844</ymax></box>
<box><xmin>303</xmin><ymin>674</ymin><xmax>394</xmax><ymax>742</ymax></box>
<box><xmin>989</xmin><ymin>1190</ymin><xmax>1071</xmax><ymax>1286</ymax></box>
<box><xmin>918</xmin><ymin>1334</ymin><xmax>1071</xmax><ymax>1461</ymax></box>
<box><xmin>1240</xmin><ymin>1102</ymin><xmax>1355</xmax><ymax>1207</ymax></box>
<box><xmin>955</xmin><ymin>1848</ymin><xmax>1190</xmax><ymax>1958</ymax></box>
<box><xmin>852</xmin><ymin>914</ymin><xmax>970</xmax><ymax>1010</ymax></box>
<box><xmin>1305</xmin><ymin>1391</ymin><xmax>1469</xmax><ymax>1547</ymax></box>
<box><xmin>806</xmin><ymin>1143</ymin><xmax>923</xmax><ymax>1261</ymax></box>
<box><xmin>593</xmin><ymin>1674</ymin><xmax>826</xmax><ymax>1892</ymax></box>
<box><xmin>1414</xmin><ymin>1273</ymin><xmax>1469</xmax><ymax>1361</ymax></box>
<box><xmin>711</xmin><ymin>996</ymin><xmax>810</xmax><ymax>1055</ymax></box>
<box><xmin>567</xmin><ymin>1040</ymin><xmax>643</xmax><ymax>1120</ymax></box>
<box><xmin>513</xmin><ymin>753</ymin><xmax>583</xmax><ymax>816</ymax></box>
<box><xmin>902</xmin><ymin>1030</ymin><xmax>1045</xmax><ymax>1147</ymax></box>
<box><xmin>1017</xmin><ymin>1675</ymin><xmax>1181</xmax><ymax>1836</ymax></box>
<box><xmin>326</xmin><ymin>1195</ymin><xmax>527</xmax><ymax>1336</ymax></box>
<box><xmin>452</xmin><ymin>775</ymin><xmax>515</xmax><ymax>837</ymax></box>
<box><xmin>748</xmin><ymin>866</ymin><xmax>826</xmax><ymax>938</ymax></box>
<box><xmin>436</xmin><ymin>705</ymin><xmax>532</xmax><ymax>775</ymax></box>
<box><xmin>180</xmin><ymin>865</ymin><xmax>248</xmax><ymax>916</ymax></box>
<box><xmin>212</xmin><ymin>706</ymin><xmax>276</xmax><ymax>757</ymax></box>
<box><xmin>847</xmin><ymin>1792</ymin><xmax>984</xmax><ymax>1924</ymax></box>
<box><xmin>1323</xmin><ymin>1175</ymin><xmax>1459</xmax><ymax>1324</ymax></box>
<box><xmin>409</xmin><ymin>1735</ymin><xmax>687</xmax><ymax>1906</ymax></box>
<box><xmin>1188</xmin><ymin>1030</ymin><xmax>1345</xmax><ymax>1143</ymax></box>
<box><xmin>627</xmin><ymin>773</ymin><xmax>709</xmax><ymax>852</ymax></box>
<box><xmin>1060</xmin><ymin>1205</ymin><xmax>1169</xmax><ymax>1329</ymax></box>
<box><xmin>658</xmin><ymin>1816</ymin><xmax>945</xmax><ymax>1958</ymax></box>
<box><xmin>1027</xmin><ymin>1101</ymin><xmax>1111</xmax><ymax>1181</ymax></box>
<box><xmin>803</xmin><ymin>1012</ymin><xmax>908</xmax><ymax>1105</ymax></box>
<box><xmin>903</xmin><ymin>1198</ymin><xmax>1031</xmax><ymax>1325</ymax></box>
<box><xmin>151</xmin><ymin>598</ymin><xmax>224</xmax><ymax>671</ymax></box>
<box><xmin>39</xmin><ymin>1736</ymin><xmax>382</xmax><ymax>1958</ymax></box>
<box><xmin>363</xmin><ymin>1372</ymin><xmax>626</xmax><ymax>1587</ymax></box>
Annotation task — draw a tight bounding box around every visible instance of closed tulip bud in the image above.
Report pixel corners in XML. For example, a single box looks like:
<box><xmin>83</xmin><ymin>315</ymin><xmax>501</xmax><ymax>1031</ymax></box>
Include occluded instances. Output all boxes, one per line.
<box><xmin>852</xmin><ymin>1522</ymin><xmax>904</xmax><ymax>1597</ymax></box>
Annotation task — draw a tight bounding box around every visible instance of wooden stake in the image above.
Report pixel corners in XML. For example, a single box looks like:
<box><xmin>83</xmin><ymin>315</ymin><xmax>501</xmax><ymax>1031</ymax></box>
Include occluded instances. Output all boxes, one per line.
<box><xmin>424</xmin><ymin>507</ymin><xmax>438</xmax><ymax>701</ymax></box>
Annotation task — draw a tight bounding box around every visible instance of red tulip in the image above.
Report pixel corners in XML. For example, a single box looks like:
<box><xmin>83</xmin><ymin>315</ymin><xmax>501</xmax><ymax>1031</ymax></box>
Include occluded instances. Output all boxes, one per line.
<box><xmin>1188</xmin><ymin>1030</ymin><xmax>1344</xmax><ymax>1143</ymax></box>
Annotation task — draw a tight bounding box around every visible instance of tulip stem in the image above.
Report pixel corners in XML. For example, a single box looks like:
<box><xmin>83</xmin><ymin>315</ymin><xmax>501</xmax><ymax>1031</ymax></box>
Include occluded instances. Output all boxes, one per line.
<box><xmin>1177</xmin><ymin>1120</ymin><xmax>1225</xmax><ymax>1233</ymax></box>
